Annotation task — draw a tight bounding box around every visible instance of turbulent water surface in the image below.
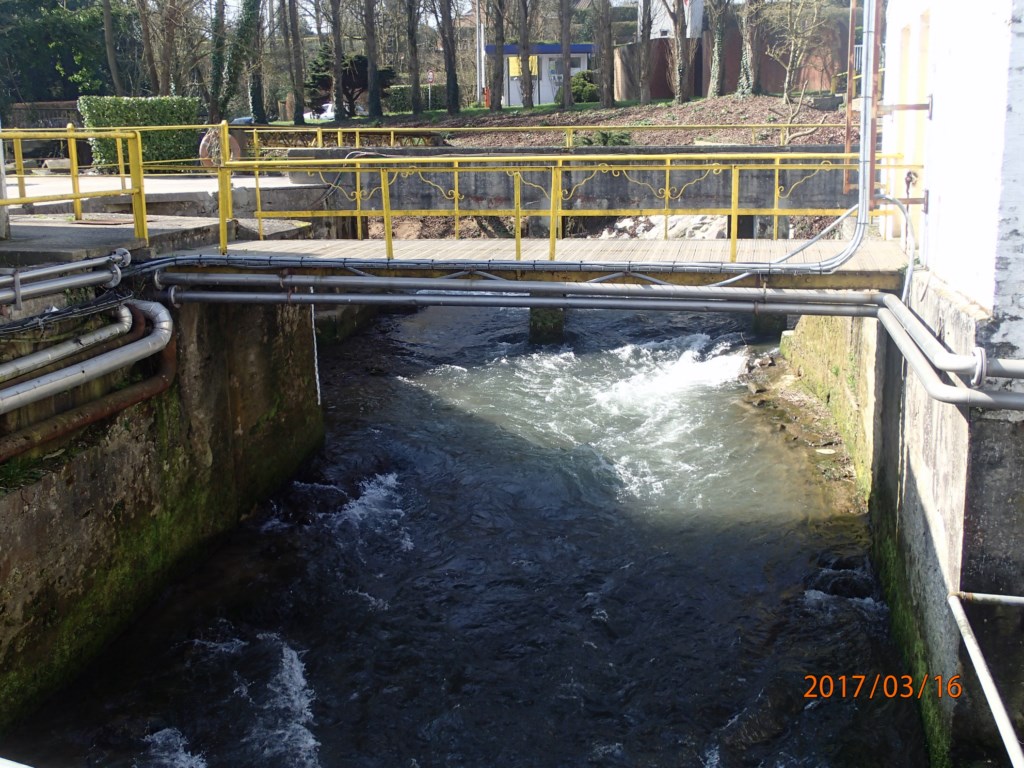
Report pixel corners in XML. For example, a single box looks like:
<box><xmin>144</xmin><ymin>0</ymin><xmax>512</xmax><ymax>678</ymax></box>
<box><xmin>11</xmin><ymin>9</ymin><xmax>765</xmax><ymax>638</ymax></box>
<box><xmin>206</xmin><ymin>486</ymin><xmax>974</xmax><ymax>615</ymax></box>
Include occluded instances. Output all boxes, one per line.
<box><xmin>2</xmin><ymin>307</ymin><xmax>927</xmax><ymax>767</ymax></box>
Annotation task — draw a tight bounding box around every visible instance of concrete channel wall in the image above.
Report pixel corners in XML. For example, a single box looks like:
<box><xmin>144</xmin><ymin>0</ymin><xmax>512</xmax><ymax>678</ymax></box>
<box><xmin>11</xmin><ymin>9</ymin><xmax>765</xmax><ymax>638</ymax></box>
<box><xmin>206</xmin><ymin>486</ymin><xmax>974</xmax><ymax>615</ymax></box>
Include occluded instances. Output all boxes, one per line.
<box><xmin>0</xmin><ymin>302</ymin><xmax>324</xmax><ymax>731</ymax></box>
<box><xmin>782</xmin><ymin>272</ymin><xmax>1024</xmax><ymax>766</ymax></box>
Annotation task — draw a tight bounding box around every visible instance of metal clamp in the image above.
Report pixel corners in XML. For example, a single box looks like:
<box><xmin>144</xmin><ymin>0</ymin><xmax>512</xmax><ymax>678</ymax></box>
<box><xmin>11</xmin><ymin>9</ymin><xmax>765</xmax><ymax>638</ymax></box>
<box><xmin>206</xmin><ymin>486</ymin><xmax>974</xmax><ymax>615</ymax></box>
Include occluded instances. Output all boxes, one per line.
<box><xmin>972</xmin><ymin>346</ymin><xmax>988</xmax><ymax>387</ymax></box>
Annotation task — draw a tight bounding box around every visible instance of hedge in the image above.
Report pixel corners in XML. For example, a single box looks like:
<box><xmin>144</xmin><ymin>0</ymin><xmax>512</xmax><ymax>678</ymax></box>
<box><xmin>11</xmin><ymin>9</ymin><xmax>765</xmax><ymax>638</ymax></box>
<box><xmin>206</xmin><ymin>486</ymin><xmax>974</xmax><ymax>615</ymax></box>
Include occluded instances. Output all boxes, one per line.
<box><xmin>78</xmin><ymin>96</ymin><xmax>202</xmax><ymax>170</ymax></box>
<box><xmin>384</xmin><ymin>84</ymin><xmax>456</xmax><ymax>114</ymax></box>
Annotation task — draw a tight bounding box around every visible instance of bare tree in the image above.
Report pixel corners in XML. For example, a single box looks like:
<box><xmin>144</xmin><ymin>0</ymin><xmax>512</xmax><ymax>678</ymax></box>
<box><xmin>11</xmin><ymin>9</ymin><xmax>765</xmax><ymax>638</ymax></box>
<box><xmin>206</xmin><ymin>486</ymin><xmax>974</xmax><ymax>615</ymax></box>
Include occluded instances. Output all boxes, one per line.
<box><xmin>764</xmin><ymin>0</ymin><xmax>832</xmax><ymax>104</ymax></box>
<box><xmin>735</xmin><ymin>0</ymin><xmax>764</xmax><ymax>97</ymax></box>
<box><xmin>488</xmin><ymin>0</ymin><xmax>507</xmax><ymax>111</ymax></box>
<box><xmin>287</xmin><ymin>0</ymin><xmax>306</xmax><ymax>122</ymax></box>
<box><xmin>402</xmin><ymin>0</ymin><xmax>423</xmax><ymax>113</ymax></box>
<box><xmin>706</xmin><ymin>0</ymin><xmax>728</xmax><ymax>98</ymax></box>
<box><xmin>102</xmin><ymin>0</ymin><xmax>125</xmax><ymax>95</ymax></box>
<box><xmin>515</xmin><ymin>0</ymin><xmax>537</xmax><ymax>108</ymax></box>
<box><xmin>431</xmin><ymin>0</ymin><xmax>461</xmax><ymax>113</ymax></box>
<box><xmin>209</xmin><ymin>0</ymin><xmax>228</xmax><ymax>120</ymax></box>
<box><xmin>135</xmin><ymin>0</ymin><xmax>161</xmax><ymax>93</ymax></box>
<box><xmin>362</xmin><ymin>0</ymin><xmax>382</xmax><ymax>115</ymax></box>
<box><xmin>637</xmin><ymin>0</ymin><xmax>653</xmax><ymax>104</ymax></box>
<box><xmin>661</xmin><ymin>0</ymin><xmax>698</xmax><ymax>103</ymax></box>
<box><xmin>559</xmin><ymin>0</ymin><xmax>572</xmax><ymax>108</ymax></box>
<box><xmin>329</xmin><ymin>0</ymin><xmax>345</xmax><ymax>116</ymax></box>
<box><xmin>594</xmin><ymin>0</ymin><xmax>614</xmax><ymax>107</ymax></box>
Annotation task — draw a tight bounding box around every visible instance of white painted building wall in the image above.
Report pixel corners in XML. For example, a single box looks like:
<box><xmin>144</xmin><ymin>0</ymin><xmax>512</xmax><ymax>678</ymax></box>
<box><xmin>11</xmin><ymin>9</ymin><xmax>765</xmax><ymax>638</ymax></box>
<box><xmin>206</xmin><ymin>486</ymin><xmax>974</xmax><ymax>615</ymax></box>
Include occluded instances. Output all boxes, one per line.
<box><xmin>883</xmin><ymin>0</ymin><xmax>1024</xmax><ymax>317</ymax></box>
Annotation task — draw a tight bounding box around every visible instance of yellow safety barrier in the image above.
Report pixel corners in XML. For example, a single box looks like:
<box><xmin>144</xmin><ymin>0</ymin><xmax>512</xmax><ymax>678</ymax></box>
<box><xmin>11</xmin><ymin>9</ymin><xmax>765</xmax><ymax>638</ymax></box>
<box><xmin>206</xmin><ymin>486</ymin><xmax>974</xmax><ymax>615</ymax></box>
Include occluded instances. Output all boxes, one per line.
<box><xmin>212</xmin><ymin>149</ymin><xmax>902</xmax><ymax>259</ymax></box>
<box><xmin>0</xmin><ymin>127</ymin><xmax>149</xmax><ymax>243</ymax></box>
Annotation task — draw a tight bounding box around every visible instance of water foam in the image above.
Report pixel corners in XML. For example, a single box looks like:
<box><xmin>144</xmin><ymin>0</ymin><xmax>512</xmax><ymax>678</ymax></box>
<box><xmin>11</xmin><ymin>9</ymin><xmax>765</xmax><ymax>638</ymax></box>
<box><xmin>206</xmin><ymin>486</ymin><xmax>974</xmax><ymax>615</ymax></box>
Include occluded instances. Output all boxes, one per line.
<box><xmin>245</xmin><ymin>634</ymin><xmax>321</xmax><ymax>767</ymax></box>
<box><xmin>332</xmin><ymin>472</ymin><xmax>415</xmax><ymax>552</ymax></box>
<box><xmin>141</xmin><ymin>728</ymin><xmax>207</xmax><ymax>768</ymax></box>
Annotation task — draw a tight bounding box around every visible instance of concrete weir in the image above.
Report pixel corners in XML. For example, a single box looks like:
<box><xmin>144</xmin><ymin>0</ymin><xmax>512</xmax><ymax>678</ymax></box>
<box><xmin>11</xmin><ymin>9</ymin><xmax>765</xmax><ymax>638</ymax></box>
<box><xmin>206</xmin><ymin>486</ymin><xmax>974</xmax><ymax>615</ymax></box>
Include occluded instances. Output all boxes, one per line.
<box><xmin>0</xmin><ymin>301</ymin><xmax>324</xmax><ymax>730</ymax></box>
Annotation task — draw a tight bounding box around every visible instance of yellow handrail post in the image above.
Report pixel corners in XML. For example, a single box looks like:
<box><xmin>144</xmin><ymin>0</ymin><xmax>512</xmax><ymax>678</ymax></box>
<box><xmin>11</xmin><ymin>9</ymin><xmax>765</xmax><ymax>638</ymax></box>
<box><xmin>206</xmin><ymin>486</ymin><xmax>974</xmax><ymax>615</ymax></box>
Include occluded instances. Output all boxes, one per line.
<box><xmin>514</xmin><ymin>172</ymin><xmax>523</xmax><ymax>261</ymax></box>
<box><xmin>13</xmin><ymin>138</ymin><xmax>26</xmax><ymax>199</ymax></box>
<box><xmin>730</xmin><ymin>164</ymin><xmax>740</xmax><ymax>262</ymax></box>
<box><xmin>254</xmin><ymin>162</ymin><xmax>264</xmax><ymax>241</ymax></box>
<box><xmin>252</xmin><ymin>129</ymin><xmax>261</xmax><ymax>161</ymax></box>
<box><xmin>116</xmin><ymin>137</ymin><xmax>127</xmax><ymax>191</ymax></box>
<box><xmin>548</xmin><ymin>160</ymin><xmax>562</xmax><ymax>260</ymax></box>
<box><xmin>773</xmin><ymin>157</ymin><xmax>781</xmax><ymax>239</ymax></box>
<box><xmin>127</xmin><ymin>131</ymin><xmax>148</xmax><ymax>243</ymax></box>
<box><xmin>381</xmin><ymin>169</ymin><xmax>394</xmax><ymax>259</ymax></box>
<box><xmin>453</xmin><ymin>161</ymin><xmax>461</xmax><ymax>239</ymax></box>
<box><xmin>316</xmin><ymin>127</ymin><xmax>324</xmax><ymax>148</ymax></box>
<box><xmin>663</xmin><ymin>159</ymin><xmax>671</xmax><ymax>239</ymax></box>
<box><xmin>355</xmin><ymin>130</ymin><xmax>362</xmax><ymax>149</ymax></box>
<box><xmin>356</xmin><ymin>160</ymin><xmax>363</xmax><ymax>239</ymax></box>
<box><xmin>390</xmin><ymin>131</ymin><xmax>396</xmax><ymax>147</ymax></box>
<box><xmin>67</xmin><ymin>123</ymin><xmax>83</xmax><ymax>221</ymax></box>
<box><xmin>565</xmin><ymin>128</ymin><xmax>574</xmax><ymax>148</ymax></box>
<box><xmin>219</xmin><ymin>120</ymin><xmax>234</xmax><ymax>227</ymax></box>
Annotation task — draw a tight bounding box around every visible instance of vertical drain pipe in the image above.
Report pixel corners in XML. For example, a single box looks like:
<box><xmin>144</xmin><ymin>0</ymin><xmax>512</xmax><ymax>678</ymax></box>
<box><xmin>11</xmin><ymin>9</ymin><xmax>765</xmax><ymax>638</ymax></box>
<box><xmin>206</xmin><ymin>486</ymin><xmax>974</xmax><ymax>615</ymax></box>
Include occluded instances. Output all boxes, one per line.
<box><xmin>947</xmin><ymin>595</ymin><xmax>1024</xmax><ymax>768</ymax></box>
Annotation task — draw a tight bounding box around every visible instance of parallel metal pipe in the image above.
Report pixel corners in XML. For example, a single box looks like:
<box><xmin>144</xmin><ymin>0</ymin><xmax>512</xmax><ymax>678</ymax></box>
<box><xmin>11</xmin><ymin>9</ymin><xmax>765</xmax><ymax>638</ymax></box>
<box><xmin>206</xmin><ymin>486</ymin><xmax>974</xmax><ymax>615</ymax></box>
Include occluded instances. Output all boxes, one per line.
<box><xmin>0</xmin><ymin>250</ymin><xmax>130</xmax><ymax>289</ymax></box>
<box><xmin>164</xmin><ymin>287</ymin><xmax>880</xmax><ymax>318</ymax></box>
<box><xmin>947</xmin><ymin>594</ymin><xmax>1024</xmax><ymax>768</ymax></box>
<box><xmin>877</xmin><ymin>309</ymin><xmax>1024</xmax><ymax>409</ymax></box>
<box><xmin>0</xmin><ymin>271</ymin><xmax>122</xmax><ymax>306</ymax></box>
<box><xmin>0</xmin><ymin>300</ymin><xmax>172</xmax><ymax>416</ymax></box>
<box><xmin>0</xmin><ymin>306</ymin><xmax>133</xmax><ymax>383</ymax></box>
<box><xmin>156</xmin><ymin>272</ymin><xmax>884</xmax><ymax>305</ymax></box>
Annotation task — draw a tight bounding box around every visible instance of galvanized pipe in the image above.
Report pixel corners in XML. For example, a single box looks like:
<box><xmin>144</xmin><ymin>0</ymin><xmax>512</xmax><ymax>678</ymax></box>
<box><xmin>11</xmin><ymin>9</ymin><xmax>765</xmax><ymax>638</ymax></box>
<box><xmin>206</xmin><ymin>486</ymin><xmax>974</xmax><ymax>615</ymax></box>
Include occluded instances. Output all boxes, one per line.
<box><xmin>155</xmin><ymin>272</ymin><xmax>884</xmax><ymax>305</ymax></box>
<box><xmin>0</xmin><ymin>300</ymin><xmax>173</xmax><ymax>417</ymax></box>
<box><xmin>0</xmin><ymin>270</ymin><xmax>123</xmax><ymax>306</ymax></box>
<box><xmin>947</xmin><ymin>594</ymin><xmax>1024</xmax><ymax>768</ymax></box>
<box><xmin>164</xmin><ymin>286</ymin><xmax>880</xmax><ymax>319</ymax></box>
<box><xmin>955</xmin><ymin>591</ymin><xmax>1024</xmax><ymax>608</ymax></box>
<box><xmin>877</xmin><ymin>309</ymin><xmax>1024</xmax><ymax>409</ymax></box>
<box><xmin>0</xmin><ymin>250</ymin><xmax>130</xmax><ymax>289</ymax></box>
<box><xmin>157</xmin><ymin>272</ymin><xmax>1024</xmax><ymax>382</ymax></box>
<box><xmin>0</xmin><ymin>305</ymin><xmax>133</xmax><ymax>383</ymax></box>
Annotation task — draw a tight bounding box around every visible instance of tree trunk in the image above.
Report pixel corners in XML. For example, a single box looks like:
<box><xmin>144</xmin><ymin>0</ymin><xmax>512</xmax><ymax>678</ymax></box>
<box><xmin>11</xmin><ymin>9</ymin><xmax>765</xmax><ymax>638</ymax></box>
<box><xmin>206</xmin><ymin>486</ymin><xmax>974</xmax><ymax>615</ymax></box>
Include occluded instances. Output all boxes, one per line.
<box><xmin>707</xmin><ymin>14</ymin><xmax>725</xmax><ymax>97</ymax></box>
<box><xmin>437</xmin><ymin>0</ymin><xmax>461</xmax><ymax>113</ymax></box>
<box><xmin>596</xmin><ymin>0</ymin><xmax>614</xmax><ymax>107</ymax></box>
<box><xmin>209</xmin><ymin>0</ymin><xmax>227</xmax><ymax>122</ymax></box>
<box><xmin>404</xmin><ymin>0</ymin><xmax>422</xmax><ymax>113</ymax></box>
<box><xmin>159</xmin><ymin>0</ymin><xmax>177</xmax><ymax>96</ymax></box>
<box><xmin>102</xmin><ymin>0</ymin><xmax>125</xmax><ymax>96</ymax></box>
<box><xmin>488</xmin><ymin>0</ymin><xmax>506</xmax><ymax>111</ymax></box>
<box><xmin>517</xmin><ymin>0</ymin><xmax>533</xmax><ymax>108</ymax></box>
<box><xmin>330</xmin><ymin>0</ymin><xmax>344</xmax><ymax>118</ymax></box>
<box><xmin>638</xmin><ymin>0</ymin><xmax>653</xmax><ymax>104</ymax></box>
<box><xmin>287</xmin><ymin>0</ymin><xmax>306</xmax><ymax>123</ymax></box>
<box><xmin>135</xmin><ymin>0</ymin><xmax>160</xmax><ymax>94</ymax></box>
<box><xmin>559</xmin><ymin>0</ymin><xmax>572</xmax><ymax>109</ymax></box>
<box><xmin>364</xmin><ymin>0</ymin><xmax>382</xmax><ymax>116</ymax></box>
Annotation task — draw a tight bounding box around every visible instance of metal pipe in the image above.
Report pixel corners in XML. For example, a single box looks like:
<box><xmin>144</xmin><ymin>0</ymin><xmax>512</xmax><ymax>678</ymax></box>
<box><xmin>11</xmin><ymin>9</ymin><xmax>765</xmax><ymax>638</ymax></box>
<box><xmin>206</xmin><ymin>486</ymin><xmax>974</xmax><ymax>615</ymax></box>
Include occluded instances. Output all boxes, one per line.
<box><xmin>164</xmin><ymin>287</ymin><xmax>881</xmax><ymax>318</ymax></box>
<box><xmin>0</xmin><ymin>250</ymin><xmax>130</xmax><ymax>289</ymax></box>
<box><xmin>0</xmin><ymin>300</ymin><xmax>173</xmax><ymax>417</ymax></box>
<box><xmin>0</xmin><ymin>305</ymin><xmax>133</xmax><ymax>383</ymax></box>
<box><xmin>955</xmin><ymin>591</ymin><xmax>1024</xmax><ymax>608</ymax></box>
<box><xmin>0</xmin><ymin>270</ymin><xmax>123</xmax><ymax>306</ymax></box>
<box><xmin>156</xmin><ymin>272</ymin><xmax>885</xmax><ymax>305</ymax></box>
<box><xmin>877</xmin><ymin>309</ymin><xmax>1024</xmax><ymax>409</ymax></box>
<box><xmin>0</xmin><ymin>335</ymin><xmax>176</xmax><ymax>463</ymax></box>
<box><xmin>880</xmin><ymin>295</ymin><xmax>1024</xmax><ymax>379</ymax></box>
<box><xmin>947</xmin><ymin>594</ymin><xmax>1024</xmax><ymax>768</ymax></box>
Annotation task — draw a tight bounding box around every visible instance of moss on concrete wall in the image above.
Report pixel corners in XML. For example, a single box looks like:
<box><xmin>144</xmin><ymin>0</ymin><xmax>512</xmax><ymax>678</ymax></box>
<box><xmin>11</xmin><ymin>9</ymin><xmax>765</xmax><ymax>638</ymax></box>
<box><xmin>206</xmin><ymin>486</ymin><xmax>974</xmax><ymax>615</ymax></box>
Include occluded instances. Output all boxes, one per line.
<box><xmin>780</xmin><ymin>314</ymin><xmax>952</xmax><ymax>767</ymax></box>
<box><xmin>0</xmin><ymin>303</ymin><xmax>324</xmax><ymax>732</ymax></box>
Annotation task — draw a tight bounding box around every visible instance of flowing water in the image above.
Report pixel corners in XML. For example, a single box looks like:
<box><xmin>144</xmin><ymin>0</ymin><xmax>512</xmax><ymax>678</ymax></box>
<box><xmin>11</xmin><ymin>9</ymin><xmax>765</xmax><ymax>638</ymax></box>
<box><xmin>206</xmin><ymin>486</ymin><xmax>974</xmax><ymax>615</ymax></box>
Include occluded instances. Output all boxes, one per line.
<box><xmin>2</xmin><ymin>306</ymin><xmax>927</xmax><ymax>767</ymax></box>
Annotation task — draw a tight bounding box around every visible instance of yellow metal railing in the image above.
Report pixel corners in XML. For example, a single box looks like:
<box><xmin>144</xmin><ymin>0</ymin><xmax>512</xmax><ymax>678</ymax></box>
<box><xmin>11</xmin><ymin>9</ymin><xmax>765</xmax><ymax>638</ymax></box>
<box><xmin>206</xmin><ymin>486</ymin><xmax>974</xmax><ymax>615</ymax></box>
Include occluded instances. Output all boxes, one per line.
<box><xmin>214</xmin><ymin>144</ymin><xmax>872</xmax><ymax>259</ymax></box>
<box><xmin>1</xmin><ymin>125</ymin><xmax>149</xmax><ymax>243</ymax></box>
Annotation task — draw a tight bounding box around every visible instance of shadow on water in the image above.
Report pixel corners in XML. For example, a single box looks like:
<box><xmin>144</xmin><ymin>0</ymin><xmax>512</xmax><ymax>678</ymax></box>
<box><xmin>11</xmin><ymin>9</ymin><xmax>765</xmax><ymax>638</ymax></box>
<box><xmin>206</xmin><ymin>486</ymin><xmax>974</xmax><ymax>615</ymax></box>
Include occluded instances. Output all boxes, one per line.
<box><xmin>1</xmin><ymin>306</ymin><xmax>927</xmax><ymax>768</ymax></box>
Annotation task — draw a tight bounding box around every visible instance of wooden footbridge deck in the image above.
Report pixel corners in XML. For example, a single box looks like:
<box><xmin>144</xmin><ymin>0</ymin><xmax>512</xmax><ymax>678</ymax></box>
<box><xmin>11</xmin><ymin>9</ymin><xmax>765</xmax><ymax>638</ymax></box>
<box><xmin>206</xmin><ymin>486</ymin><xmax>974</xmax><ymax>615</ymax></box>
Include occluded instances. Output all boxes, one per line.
<box><xmin>173</xmin><ymin>236</ymin><xmax>908</xmax><ymax>291</ymax></box>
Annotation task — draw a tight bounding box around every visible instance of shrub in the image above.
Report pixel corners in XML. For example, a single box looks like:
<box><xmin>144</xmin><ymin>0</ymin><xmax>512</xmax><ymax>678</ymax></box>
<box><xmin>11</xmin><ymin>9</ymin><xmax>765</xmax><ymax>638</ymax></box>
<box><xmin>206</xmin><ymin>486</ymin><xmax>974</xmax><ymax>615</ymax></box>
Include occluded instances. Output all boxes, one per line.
<box><xmin>383</xmin><ymin>84</ymin><xmax>455</xmax><ymax>114</ymax></box>
<box><xmin>78</xmin><ymin>96</ymin><xmax>202</xmax><ymax>170</ymax></box>
<box><xmin>571</xmin><ymin>71</ymin><xmax>599</xmax><ymax>104</ymax></box>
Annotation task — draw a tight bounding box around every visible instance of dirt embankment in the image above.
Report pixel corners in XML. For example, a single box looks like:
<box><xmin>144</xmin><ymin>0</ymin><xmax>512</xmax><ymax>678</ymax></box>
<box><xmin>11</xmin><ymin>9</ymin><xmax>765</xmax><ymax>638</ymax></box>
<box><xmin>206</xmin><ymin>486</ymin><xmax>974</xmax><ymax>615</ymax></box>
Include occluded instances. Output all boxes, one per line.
<box><xmin>354</xmin><ymin>95</ymin><xmax>858</xmax><ymax>149</ymax></box>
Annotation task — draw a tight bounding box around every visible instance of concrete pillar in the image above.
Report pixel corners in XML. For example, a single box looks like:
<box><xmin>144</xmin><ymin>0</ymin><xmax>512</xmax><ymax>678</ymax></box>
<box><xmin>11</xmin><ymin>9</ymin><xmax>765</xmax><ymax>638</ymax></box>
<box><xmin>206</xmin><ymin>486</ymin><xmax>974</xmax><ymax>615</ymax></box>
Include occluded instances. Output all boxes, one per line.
<box><xmin>529</xmin><ymin>306</ymin><xmax>564</xmax><ymax>343</ymax></box>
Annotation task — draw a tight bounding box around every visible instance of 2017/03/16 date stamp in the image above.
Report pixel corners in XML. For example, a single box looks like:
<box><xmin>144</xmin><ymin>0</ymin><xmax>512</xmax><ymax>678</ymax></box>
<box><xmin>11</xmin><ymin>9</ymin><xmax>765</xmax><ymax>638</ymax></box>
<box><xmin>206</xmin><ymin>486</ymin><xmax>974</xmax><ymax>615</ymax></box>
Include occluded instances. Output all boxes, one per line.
<box><xmin>803</xmin><ymin>674</ymin><xmax>964</xmax><ymax>700</ymax></box>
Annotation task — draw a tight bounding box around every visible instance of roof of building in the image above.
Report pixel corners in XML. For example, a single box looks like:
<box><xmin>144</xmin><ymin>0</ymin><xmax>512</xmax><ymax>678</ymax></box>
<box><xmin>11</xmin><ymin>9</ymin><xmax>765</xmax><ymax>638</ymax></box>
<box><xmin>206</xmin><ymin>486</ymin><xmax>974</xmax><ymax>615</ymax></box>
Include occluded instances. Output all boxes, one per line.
<box><xmin>485</xmin><ymin>43</ymin><xmax>595</xmax><ymax>55</ymax></box>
